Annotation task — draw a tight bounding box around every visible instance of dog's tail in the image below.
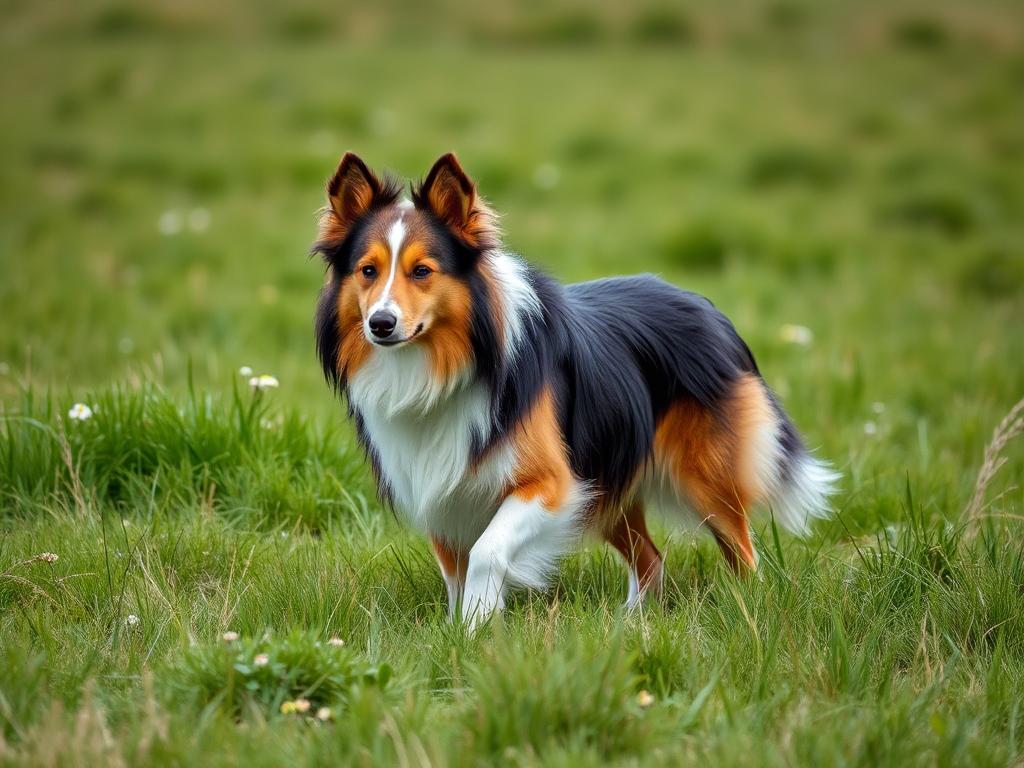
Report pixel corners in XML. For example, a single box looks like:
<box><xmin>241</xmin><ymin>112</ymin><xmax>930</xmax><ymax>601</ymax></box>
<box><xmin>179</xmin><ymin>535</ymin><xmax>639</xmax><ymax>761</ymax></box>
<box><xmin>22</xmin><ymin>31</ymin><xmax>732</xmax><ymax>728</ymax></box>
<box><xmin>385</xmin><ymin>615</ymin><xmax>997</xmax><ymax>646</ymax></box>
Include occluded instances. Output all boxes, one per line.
<box><xmin>756</xmin><ymin>389</ymin><xmax>841</xmax><ymax>536</ymax></box>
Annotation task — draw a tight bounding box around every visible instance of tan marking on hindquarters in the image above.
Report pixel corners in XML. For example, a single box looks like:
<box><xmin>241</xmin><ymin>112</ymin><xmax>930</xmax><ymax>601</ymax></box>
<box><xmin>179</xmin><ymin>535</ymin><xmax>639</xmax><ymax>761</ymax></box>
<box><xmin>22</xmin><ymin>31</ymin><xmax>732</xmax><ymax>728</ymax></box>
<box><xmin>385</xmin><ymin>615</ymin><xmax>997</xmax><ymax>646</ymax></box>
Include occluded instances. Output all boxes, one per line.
<box><xmin>604</xmin><ymin>498</ymin><xmax>663</xmax><ymax>600</ymax></box>
<box><xmin>508</xmin><ymin>388</ymin><xmax>573</xmax><ymax>511</ymax></box>
<box><xmin>431</xmin><ymin>536</ymin><xmax>468</xmax><ymax>583</ymax></box>
<box><xmin>654</xmin><ymin>378</ymin><xmax>775</xmax><ymax>571</ymax></box>
<box><xmin>731</xmin><ymin>373</ymin><xmax>780</xmax><ymax>504</ymax></box>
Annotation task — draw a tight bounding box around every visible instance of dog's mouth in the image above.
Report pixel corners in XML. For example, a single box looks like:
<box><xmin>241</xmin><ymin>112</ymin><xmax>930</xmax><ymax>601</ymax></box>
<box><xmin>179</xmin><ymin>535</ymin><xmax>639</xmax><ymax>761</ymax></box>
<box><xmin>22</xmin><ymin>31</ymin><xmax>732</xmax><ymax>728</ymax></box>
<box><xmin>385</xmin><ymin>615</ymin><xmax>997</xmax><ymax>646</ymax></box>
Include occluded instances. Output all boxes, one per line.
<box><xmin>372</xmin><ymin>323</ymin><xmax>425</xmax><ymax>348</ymax></box>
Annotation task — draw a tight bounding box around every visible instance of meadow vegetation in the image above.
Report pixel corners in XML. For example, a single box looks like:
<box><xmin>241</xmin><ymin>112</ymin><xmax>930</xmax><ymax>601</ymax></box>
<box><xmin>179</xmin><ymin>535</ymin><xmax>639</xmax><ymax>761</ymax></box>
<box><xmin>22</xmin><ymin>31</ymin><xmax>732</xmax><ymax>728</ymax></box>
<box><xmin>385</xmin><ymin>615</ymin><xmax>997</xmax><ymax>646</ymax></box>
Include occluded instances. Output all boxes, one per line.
<box><xmin>1</xmin><ymin>0</ymin><xmax>1022</xmax><ymax>764</ymax></box>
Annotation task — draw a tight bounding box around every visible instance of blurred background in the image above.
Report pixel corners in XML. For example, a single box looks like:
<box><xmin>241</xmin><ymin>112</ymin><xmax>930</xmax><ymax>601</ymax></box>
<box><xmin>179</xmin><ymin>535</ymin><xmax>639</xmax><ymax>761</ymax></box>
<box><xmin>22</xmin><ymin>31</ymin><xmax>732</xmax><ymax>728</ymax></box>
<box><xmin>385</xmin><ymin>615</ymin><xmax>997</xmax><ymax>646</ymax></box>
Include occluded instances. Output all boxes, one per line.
<box><xmin>1</xmin><ymin>0</ymin><xmax>1021</xmax><ymax>492</ymax></box>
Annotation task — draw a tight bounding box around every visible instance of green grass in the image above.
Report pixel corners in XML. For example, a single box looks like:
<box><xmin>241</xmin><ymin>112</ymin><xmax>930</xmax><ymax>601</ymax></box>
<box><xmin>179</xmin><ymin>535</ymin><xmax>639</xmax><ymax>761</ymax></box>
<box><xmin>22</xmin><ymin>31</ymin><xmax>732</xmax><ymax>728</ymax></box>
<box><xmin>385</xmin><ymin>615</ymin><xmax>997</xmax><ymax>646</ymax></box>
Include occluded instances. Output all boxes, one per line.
<box><xmin>2</xmin><ymin>0</ymin><xmax>1023</xmax><ymax>765</ymax></box>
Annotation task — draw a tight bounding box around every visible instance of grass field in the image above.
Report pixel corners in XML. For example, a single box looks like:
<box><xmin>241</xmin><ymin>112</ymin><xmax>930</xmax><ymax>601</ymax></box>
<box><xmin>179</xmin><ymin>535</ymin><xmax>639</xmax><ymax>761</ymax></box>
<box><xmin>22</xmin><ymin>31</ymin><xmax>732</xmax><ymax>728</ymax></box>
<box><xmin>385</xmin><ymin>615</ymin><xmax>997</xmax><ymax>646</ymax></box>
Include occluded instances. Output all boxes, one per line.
<box><xmin>2</xmin><ymin>1</ymin><xmax>1023</xmax><ymax>765</ymax></box>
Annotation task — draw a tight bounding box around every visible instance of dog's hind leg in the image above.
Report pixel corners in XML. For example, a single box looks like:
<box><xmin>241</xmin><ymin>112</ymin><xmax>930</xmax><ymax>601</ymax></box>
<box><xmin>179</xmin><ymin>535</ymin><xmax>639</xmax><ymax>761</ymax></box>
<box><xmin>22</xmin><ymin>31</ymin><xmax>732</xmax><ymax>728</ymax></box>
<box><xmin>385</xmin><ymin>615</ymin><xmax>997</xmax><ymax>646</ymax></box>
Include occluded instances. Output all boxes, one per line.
<box><xmin>604</xmin><ymin>499</ymin><xmax>663</xmax><ymax>609</ymax></box>
<box><xmin>654</xmin><ymin>383</ymin><xmax>766</xmax><ymax>573</ymax></box>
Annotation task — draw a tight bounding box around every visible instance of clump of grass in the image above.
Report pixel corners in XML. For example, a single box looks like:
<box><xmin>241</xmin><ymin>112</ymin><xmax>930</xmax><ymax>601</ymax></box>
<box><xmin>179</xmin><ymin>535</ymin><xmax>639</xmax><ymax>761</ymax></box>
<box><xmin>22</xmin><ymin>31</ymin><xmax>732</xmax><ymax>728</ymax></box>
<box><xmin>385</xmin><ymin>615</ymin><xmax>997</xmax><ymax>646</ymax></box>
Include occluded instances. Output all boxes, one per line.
<box><xmin>274</xmin><ymin>9</ymin><xmax>332</xmax><ymax>42</ymax></box>
<box><xmin>629</xmin><ymin>8</ymin><xmax>695</xmax><ymax>46</ymax></box>
<box><xmin>659</xmin><ymin>219</ymin><xmax>734</xmax><ymax>271</ymax></box>
<box><xmin>89</xmin><ymin>5</ymin><xmax>161</xmax><ymax>39</ymax></box>
<box><xmin>516</xmin><ymin>11</ymin><xmax>605</xmax><ymax>46</ymax></box>
<box><xmin>891</xmin><ymin>16</ymin><xmax>951</xmax><ymax>51</ymax></box>
<box><xmin>879</xmin><ymin>184</ymin><xmax>977</xmax><ymax>237</ymax></box>
<box><xmin>165</xmin><ymin>630</ymin><xmax>391</xmax><ymax>719</ymax></box>
<box><xmin>965</xmin><ymin>397</ymin><xmax>1024</xmax><ymax>535</ymax></box>
<box><xmin>745</xmin><ymin>143</ymin><xmax>846</xmax><ymax>188</ymax></box>
<box><xmin>0</xmin><ymin>381</ymin><xmax>370</xmax><ymax>529</ymax></box>
<box><xmin>958</xmin><ymin>245</ymin><xmax>1024</xmax><ymax>299</ymax></box>
<box><xmin>764</xmin><ymin>1</ymin><xmax>809</xmax><ymax>31</ymax></box>
<box><xmin>459</xmin><ymin>633</ymin><xmax>659</xmax><ymax>760</ymax></box>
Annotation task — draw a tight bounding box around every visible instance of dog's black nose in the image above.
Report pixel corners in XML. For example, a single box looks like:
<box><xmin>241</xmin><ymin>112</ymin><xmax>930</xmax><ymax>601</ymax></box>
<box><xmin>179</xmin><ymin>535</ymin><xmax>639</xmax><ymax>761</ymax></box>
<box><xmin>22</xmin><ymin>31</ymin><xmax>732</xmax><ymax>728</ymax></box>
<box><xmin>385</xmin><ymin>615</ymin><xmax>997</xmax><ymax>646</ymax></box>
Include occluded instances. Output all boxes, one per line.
<box><xmin>368</xmin><ymin>311</ymin><xmax>397</xmax><ymax>339</ymax></box>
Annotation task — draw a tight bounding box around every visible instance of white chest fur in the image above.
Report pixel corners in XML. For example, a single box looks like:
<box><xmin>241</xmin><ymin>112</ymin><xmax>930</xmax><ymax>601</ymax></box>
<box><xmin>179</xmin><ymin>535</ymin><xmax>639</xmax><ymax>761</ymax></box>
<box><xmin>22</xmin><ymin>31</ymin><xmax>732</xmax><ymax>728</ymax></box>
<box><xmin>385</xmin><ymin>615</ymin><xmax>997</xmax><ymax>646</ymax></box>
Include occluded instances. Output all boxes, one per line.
<box><xmin>348</xmin><ymin>346</ymin><xmax>514</xmax><ymax>548</ymax></box>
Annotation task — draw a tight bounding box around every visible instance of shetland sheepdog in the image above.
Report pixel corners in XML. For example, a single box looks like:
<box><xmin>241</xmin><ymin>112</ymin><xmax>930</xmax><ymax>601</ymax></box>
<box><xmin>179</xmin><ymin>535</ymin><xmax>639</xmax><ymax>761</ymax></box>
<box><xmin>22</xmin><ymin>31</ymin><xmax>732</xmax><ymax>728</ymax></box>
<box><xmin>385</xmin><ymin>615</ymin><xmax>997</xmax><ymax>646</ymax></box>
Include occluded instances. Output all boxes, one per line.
<box><xmin>314</xmin><ymin>152</ymin><xmax>839</xmax><ymax>627</ymax></box>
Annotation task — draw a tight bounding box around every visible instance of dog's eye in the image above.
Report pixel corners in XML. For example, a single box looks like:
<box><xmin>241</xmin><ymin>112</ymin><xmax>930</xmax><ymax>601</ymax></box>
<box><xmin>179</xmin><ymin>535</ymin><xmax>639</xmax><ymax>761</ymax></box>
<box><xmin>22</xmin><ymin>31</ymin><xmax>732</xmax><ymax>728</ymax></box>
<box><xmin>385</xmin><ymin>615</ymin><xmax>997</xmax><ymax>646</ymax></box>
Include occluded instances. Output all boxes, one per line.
<box><xmin>361</xmin><ymin>265</ymin><xmax>377</xmax><ymax>279</ymax></box>
<box><xmin>412</xmin><ymin>265</ymin><xmax>432</xmax><ymax>280</ymax></box>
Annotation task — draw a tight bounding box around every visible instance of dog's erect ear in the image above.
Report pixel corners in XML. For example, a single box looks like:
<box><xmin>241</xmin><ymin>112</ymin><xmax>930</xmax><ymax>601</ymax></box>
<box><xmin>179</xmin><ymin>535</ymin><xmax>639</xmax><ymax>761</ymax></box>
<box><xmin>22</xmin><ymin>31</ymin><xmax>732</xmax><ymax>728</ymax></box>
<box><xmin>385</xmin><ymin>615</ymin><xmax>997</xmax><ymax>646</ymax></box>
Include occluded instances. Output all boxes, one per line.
<box><xmin>414</xmin><ymin>153</ymin><xmax>499</xmax><ymax>250</ymax></box>
<box><xmin>419</xmin><ymin>153</ymin><xmax>474</xmax><ymax>232</ymax></box>
<box><xmin>325</xmin><ymin>152</ymin><xmax>381</xmax><ymax>236</ymax></box>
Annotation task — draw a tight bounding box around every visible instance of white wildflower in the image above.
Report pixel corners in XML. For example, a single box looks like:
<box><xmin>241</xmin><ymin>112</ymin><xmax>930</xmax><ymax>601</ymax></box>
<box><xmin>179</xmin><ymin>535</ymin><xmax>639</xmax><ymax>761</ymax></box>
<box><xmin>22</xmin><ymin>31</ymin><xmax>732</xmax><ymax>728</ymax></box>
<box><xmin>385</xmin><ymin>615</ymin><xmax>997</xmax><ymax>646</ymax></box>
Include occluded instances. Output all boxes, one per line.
<box><xmin>327</xmin><ymin>637</ymin><xmax>345</xmax><ymax>648</ymax></box>
<box><xmin>68</xmin><ymin>403</ymin><xmax>93</xmax><ymax>421</ymax></box>
<box><xmin>158</xmin><ymin>210</ymin><xmax>182</xmax><ymax>236</ymax></box>
<box><xmin>125</xmin><ymin>614</ymin><xmax>140</xmax><ymax>628</ymax></box>
<box><xmin>316</xmin><ymin>707</ymin><xmax>332</xmax><ymax>721</ymax></box>
<box><xmin>636</xmin><ymin>690</ymin><xmax>654</xmax><ymax>708</ymax></box>
<box><xmin>779</xmin><ymin>324</ymin><xmax>813</xmax><ymax>346</ymax></box>
<box><xmin>238</xmin><ymin>365</ymin><xmax>253</xmax><ymax>377</ymax></box>
<box><xmin>222</xmin><ymin>631</ymin><xmax>239</xmax><ymax>642</ymax></box>
<box><xmin>249</xmin><ymin>374</ymin><xmax>279</xmax><ymax>391</ymax></box>
<box><xmin>36</xmin><ymin>552</ymin><xmax>59</xmax><ymax>563</ymax></box>
<box><xmin>864</xmin><ymin>421</ymin><xmax>878</xmax><ymax>436</ymax></box>
<box><xmin>253</xmin><ymin>653</ymin><xmax>270</xmax><ymax>667</ymax></box>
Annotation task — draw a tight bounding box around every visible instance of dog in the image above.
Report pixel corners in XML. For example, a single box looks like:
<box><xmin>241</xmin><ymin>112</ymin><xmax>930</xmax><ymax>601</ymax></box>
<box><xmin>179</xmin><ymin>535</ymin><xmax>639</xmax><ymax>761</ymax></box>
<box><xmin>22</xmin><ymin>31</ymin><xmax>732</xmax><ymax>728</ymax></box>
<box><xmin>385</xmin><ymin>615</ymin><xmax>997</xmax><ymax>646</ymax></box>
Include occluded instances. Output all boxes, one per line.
<box><xmin>313</xmin><ymin>152</ymin><xmax>839</xmax><ymax>628</ymax></box>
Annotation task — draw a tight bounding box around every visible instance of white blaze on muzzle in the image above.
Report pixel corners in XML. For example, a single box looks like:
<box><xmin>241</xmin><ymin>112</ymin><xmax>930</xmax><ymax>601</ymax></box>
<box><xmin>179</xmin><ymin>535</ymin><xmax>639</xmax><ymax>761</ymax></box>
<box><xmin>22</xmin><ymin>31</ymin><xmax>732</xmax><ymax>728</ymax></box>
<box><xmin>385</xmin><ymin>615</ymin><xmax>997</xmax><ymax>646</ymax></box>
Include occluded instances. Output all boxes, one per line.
<box><xmin>366</xmin><ymin>214</ymin><xmax>407</xmax><ymax>336</ymax></box>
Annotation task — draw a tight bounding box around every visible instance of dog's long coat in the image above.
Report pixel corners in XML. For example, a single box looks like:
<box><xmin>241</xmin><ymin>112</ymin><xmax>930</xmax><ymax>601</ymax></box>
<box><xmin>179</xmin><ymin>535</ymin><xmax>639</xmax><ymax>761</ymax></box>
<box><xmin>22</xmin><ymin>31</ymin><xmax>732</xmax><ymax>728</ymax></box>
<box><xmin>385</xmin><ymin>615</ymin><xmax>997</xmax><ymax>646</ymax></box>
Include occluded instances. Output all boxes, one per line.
<box><xmin>315</xmin><ymin>153</ymin><xmax>838</xmax><ymax>626</ymax></box>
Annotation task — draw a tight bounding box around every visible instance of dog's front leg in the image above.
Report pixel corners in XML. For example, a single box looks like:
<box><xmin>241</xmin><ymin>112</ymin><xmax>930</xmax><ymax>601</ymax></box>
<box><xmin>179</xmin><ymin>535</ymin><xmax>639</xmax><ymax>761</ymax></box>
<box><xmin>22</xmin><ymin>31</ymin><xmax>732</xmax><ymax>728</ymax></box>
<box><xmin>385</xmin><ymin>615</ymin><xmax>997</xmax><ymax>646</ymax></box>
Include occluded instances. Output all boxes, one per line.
<box><xmin>461</xmin><ymin>490</ymin><xmax>584</xmax><ymax>630</ymax></box>
<box><xmin>430</xmin><ymin>536</ymin><xmax>467</xmax><ymax>619</ymax></box>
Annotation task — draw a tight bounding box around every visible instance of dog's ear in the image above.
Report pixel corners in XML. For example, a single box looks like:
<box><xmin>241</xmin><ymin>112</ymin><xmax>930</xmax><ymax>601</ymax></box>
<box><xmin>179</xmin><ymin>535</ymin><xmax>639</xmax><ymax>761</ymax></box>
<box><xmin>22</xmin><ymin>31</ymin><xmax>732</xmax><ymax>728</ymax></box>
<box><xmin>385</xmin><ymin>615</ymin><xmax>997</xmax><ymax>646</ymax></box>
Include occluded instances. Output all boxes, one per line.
<box><xmin>325</xmin><ymin>153</ymin><xmax>382</xmax><ymax>237</ymax></box>
<box><xmin>414</xmin><ymin>153</ymin><xmax>499</xmax><ymax>250</ymax></box>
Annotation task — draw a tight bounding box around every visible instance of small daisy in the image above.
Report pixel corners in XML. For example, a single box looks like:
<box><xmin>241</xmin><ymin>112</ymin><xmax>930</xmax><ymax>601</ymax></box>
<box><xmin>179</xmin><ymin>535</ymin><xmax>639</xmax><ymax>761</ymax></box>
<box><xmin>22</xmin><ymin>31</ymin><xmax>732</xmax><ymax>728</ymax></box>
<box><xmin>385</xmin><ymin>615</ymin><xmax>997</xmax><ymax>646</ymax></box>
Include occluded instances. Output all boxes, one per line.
<box><xmin>158</xmin><ymin>210</ymin><xmax>182</xmax><ymax>236</ymax></box>
<box><xmin>636</xmin><ymin>690</ymin><xmax>654</xmax><ymax>708</ymax></box>
<box><xmin>293</xmin><ymin>698</ymin><xmax>311</xmax><ymax>713</ymax></box>
<box><xmin>238</xmin><ymin>365</ymin><xmax>253</xmax><ymax>377</ymax></box>
<box><xmin>249</xmin><ymin>374</ymin><xmax>279</xmax><ymax>391</ymax></box>
<box><xmin>316</xmin><ymin>707</ymin><xmax>332</xmax><ymax>721</ymax></box>
<box><xmin>222</xmin><ymin>631</ymin><xmax>239</xmax><ymax>642</ymax></box>
<box><xmin>36</xmin><ymin>552</ymin><xmax>59</xmax><ymax>563</ymax></box>
<box><xmin>864</xmin><ymin>421</ymin><xmax>878</xmax><ymax>436</ymax></box>
<box><xmin>779</xmin><ymin>324</ymin><xmax>813</xmax><ymax>346</ymax></box>
<box><xmin>253</xmin><ymin>653</ymin><xmax>270</xmax><ymax>667</ymax></box>
<box><xmin>125</xmin><ymin>614</ymin><xmax>140</xmax><ymax>628</ymax></box>
<box><xmin>327</xmin><ymin>637</ymin><xmax>345</xmax><ymax>648</ymax></box>
<box><xmin>68</xmin><ymin>403</ymin><xmax>94</xmax><ymax>421</ymax></box>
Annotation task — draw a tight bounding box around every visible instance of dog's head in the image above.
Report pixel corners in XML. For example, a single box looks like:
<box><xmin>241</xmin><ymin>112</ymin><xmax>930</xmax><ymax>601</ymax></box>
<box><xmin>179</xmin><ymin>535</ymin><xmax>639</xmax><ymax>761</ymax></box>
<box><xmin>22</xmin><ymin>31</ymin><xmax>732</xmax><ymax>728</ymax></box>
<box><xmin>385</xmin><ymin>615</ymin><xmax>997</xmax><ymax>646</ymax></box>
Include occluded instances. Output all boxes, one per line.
<box><xmin>314</xmin><ymin>153</ymin><xmax>500</xmax><ymax>388</ymax></box>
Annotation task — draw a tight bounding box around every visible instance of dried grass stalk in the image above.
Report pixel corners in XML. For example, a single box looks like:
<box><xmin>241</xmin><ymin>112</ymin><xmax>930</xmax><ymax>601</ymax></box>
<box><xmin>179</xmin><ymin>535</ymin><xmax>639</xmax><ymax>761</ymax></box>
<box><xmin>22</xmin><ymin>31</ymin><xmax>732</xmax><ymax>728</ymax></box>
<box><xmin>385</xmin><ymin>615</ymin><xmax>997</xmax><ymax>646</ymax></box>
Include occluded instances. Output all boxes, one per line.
<box><xmin>965</xmin><ymin>396</ymin><xmax>1024</xmax><ymax>536</ymax></box>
